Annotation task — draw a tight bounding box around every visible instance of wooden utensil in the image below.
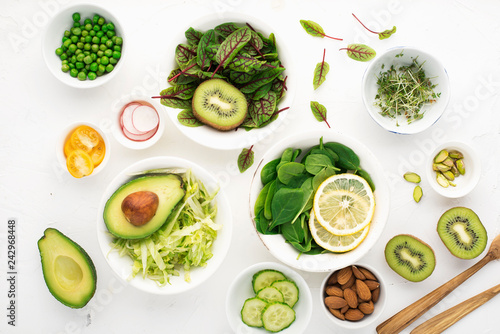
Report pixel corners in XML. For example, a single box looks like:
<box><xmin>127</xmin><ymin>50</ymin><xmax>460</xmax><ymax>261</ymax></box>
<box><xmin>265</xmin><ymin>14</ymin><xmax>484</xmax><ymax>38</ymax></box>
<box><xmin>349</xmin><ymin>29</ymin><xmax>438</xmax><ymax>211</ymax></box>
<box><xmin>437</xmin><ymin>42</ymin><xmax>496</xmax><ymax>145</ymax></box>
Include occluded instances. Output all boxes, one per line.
<box><xmin>410</xmin><ymin>283</ymin><xmax>500</xmax><ymax>334</ymax></box>
<box><xmin>376</xmin><ymin>234</ymin><xmax>500</xmax><ymax>334</ymax></box>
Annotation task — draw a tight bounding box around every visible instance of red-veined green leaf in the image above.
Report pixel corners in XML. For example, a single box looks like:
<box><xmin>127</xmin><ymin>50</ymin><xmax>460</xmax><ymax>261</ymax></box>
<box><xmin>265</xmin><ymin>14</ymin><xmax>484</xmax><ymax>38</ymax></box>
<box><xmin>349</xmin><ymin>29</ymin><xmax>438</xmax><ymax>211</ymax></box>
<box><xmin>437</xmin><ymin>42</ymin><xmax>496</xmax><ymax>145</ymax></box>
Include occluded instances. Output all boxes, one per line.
<box><xmin>160</xmin><ymin>97</ymin><xmax>192</xmax><ymax>109</ymax></box>
<box><xmin>299</xmin><ymin>20</ymin><xmax>343</xmax><ymax>41</ymax></box>
<box><xmin>310</xmin><ymin>101</ymin><xmax>331</xmax><ymax>128</ymax></box>
<box><xmin>175</xmin><ymin>44</ymin><xmax>197</xmax><ymax>68</ymax></box>
<box><xmin>197</xmin><ymin>30</ymin><xmax>216</xmax><ymax>69</ymax></box>
<box><xmin>238</xmin><ymin>145</ymin><xmax>254</xmax><ymax>173</ymax></box>
<box><xmin>340</xmin><ymin>44</ymin><xmax>376</xmax><ymax>62</ymax></box>
<box><xmin>177</xmin><ymin>109</ymin><xmax>203</xmax><ymax>127</ymax></box>
<box><xmin>249</xmin><ymin>91</ymin><xmax>277</xmax><ymax>126</ymax></box>
<box><xmin>228</xmin><ymin>54</ymin><xmax>265</xmax><ymax>72</ymax></box>
<box><xmin>379</xmin><ymin>26</ymin><xmax>397</xmax><ymax>40</ymax></box>
<box><xmin>313</xmin><ymin>49</ymin><xmax>330</xmax><ymax>90</ymax></box>
<box><xmin>214</xmin><ymin>22</ymin><xmax>240</xmax><ymax>38</ymax></box>
<box><xmin>239</xmin><ymin>67</ymin><xmax>285</xmax><ymax>94</ymax></box>
<box><xmin>185</xmin><ymin>27</ymin><xmax>203</xmax><ymax>46</ymax></box>
<box><xmin>154</xmin><ymin>85</ymin><xmax>196</xmax><ymax>100</ymax></box>
<box><xmin>167</xmin><ymin>68</ymin><xmax>199</xmax><ymax>85</ymax></box>
<box><xmin>215</xmin><ymin>27</ymin><xmax>252</xmax><ymax>69</ymax></box>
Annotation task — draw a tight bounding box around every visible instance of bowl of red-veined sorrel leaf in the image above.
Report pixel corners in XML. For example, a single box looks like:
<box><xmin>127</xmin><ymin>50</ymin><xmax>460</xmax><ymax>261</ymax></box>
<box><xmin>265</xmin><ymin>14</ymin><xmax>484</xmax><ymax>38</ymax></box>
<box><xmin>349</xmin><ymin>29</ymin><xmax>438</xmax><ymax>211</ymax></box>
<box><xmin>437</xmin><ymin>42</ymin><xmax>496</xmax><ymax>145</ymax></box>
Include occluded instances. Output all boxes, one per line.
<box><xmin>96</xmin><ymin>156</ymin><xmax>232</xmax><ymax>295</ymax></box>
<box><xmin>248</xmin><ymin>130</ymin><xmax>390</xmax><ymax>272</ymax></box>
<box><xmin>362</xmin><ymin>47</ymin><xmax>450</xmax><ymax>135</ymax></box>
<box><xmin>153</xmin><ymin>12</ymin><xmax>295</xmax><ymax>150</ymax></box>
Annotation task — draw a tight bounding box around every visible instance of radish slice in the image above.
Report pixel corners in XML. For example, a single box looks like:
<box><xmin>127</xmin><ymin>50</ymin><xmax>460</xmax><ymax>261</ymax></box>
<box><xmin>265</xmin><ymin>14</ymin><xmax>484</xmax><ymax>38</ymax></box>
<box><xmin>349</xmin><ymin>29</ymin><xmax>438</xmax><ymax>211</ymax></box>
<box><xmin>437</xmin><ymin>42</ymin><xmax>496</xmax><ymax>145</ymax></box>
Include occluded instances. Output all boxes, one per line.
<box><xmin>132</xmin><ymin>106</ymin><xmax>159</xmax><ymax>133</ymax></box>
<box><xmin>121</xmin><ymin>104</ymin><xmax>146</xmax><ymax>135</ymax></box>
<box><xmin>121</xmin><ymin>123</ymin><xmax>158</xmax><ymax>142</ymax></box>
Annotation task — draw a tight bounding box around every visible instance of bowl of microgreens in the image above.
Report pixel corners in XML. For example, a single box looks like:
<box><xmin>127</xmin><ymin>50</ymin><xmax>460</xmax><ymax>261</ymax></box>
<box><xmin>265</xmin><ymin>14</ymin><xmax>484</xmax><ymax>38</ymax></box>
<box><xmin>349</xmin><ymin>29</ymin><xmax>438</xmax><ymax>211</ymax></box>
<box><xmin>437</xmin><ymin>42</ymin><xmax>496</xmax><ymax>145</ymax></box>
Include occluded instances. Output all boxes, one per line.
<box><xmin>153</xmin><ymin>12</ymin><xmax>295</xmax><ymax>150</ymax></box>
<box><xmin>362</xmin><ymin>47</ymin><xmax>450</xmax><ymax>134</ymax></box>
<box><xmin>248</xmin><ymin>130</ymin><xmax>390</xmax><ymax>272</ymax></box>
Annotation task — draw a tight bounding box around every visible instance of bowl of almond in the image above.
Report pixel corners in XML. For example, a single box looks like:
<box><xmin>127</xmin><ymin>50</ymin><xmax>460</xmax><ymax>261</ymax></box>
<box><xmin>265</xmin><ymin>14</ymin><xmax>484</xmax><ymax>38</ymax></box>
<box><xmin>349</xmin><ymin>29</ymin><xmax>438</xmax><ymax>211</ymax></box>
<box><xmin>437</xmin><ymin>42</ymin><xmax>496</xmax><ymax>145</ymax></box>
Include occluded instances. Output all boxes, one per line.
<box><xmin>320</xmin><ymin>263</ymin><xmax>386</xmax><ymax>329</ymax></box>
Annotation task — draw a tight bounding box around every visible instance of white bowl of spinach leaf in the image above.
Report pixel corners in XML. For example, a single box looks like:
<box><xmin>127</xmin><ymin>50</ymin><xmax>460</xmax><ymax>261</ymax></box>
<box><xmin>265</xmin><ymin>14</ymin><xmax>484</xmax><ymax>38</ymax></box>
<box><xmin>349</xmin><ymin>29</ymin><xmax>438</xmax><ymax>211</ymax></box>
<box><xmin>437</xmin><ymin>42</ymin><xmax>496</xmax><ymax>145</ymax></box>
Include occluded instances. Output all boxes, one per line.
<box><xmin>249</xmin><ymin>130</ymin><xmax>390</xmax><ymax>272</ymax></box>
<box><xmin>155</xmin><ymin>12</ymin><xmax>294</xmax><ymax>150</ymax></box>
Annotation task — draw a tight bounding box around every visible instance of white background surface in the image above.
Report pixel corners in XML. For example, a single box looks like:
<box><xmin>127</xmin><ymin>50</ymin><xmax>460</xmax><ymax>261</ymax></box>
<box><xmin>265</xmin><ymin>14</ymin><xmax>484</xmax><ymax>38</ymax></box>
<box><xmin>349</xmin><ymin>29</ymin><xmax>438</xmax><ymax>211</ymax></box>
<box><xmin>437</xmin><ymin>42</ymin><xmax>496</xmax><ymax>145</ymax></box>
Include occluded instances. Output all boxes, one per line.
<box><xmin>1</xmin><ymin>0</ymin><xmax>500</xmax><ymax>333</ymax></box>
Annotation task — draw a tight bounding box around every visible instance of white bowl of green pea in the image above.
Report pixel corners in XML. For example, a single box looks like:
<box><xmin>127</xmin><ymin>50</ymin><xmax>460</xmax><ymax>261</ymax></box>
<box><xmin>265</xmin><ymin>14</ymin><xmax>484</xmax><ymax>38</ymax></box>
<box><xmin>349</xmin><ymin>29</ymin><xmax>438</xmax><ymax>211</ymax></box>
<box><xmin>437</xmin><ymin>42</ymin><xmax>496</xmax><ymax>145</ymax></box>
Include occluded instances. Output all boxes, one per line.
<box><xmin>42</xmin><ymin>4</ymin><xmax>125</xmax><ymax>88</ymax></box>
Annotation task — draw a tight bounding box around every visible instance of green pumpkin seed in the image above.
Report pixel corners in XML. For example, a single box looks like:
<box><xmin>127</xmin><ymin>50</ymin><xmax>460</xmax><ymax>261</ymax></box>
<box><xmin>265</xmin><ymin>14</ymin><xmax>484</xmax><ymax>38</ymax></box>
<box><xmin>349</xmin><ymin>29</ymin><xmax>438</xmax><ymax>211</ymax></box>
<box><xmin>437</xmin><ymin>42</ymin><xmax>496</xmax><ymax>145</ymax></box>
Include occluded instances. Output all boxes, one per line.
<box><xmin>403</xmin><ymin>172</ymin><xmax>421</xmax><ymax>183</ymax></box>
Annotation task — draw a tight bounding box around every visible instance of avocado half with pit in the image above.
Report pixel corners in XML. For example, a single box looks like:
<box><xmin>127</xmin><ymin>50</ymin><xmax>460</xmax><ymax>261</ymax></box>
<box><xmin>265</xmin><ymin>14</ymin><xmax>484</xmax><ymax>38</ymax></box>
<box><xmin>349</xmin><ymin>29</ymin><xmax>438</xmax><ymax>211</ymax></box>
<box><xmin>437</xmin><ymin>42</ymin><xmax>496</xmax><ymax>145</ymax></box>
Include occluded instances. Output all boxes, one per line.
<box><xmin>38</xmin><ymin>228</ymin><xmax>97</xmax><ymax>308</ymax></box>
<box><xmin>103</xmin><ymin>174</ymin><xmax>185</xmax><ymax>239</ymax></box>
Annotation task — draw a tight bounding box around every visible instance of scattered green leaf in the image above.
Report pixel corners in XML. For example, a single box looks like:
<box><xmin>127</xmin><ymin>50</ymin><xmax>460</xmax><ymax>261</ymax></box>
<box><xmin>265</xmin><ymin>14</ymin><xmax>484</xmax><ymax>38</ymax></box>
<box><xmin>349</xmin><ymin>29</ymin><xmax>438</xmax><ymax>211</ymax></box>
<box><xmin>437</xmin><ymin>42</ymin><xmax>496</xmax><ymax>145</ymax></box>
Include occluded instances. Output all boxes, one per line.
<box><xmin>310</xmin><ymin>101</ymin><xmax>331</xmax><ymax>128</ymax></box>
<box><xmin>238</xmin><ymin>145</ymin><xmax>255</xmax><ymax>173</ymax></box>
<box><xmin>299</xmin><ymin>20</ymin><xmax>343</xmax><ymax>40</ymax></box>
<box><xmin>313</xmin><ymin>49</ymin><xmax>330</xmax><ymax>90</ymax></box>
<box><xmin>339</xmin><ymin>44</ymin><xmax>376</xmax><ymax>62</ymax></box>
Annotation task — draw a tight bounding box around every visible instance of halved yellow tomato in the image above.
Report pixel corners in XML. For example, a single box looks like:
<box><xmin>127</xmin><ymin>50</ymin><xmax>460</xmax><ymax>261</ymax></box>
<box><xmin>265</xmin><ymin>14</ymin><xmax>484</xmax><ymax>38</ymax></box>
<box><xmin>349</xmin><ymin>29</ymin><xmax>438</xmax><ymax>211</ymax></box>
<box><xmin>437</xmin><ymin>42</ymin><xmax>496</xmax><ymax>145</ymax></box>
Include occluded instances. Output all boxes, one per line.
<box><xmin>66</xmin><ymin>150</ymin><xmax>94</xmax><ymax>178</ymax></box>
<box><xmin>88</xmin><ymin>140</ymin><xmax>106</xmax><ymax>167</ymax></box>
<box><xmin>63</xmin><ymin>138</ymin><xmax>75</xmax><ymax>158</ymax></box>
<box><xmin>70</xmin><ymin>125</ymin><xmax>102</xmax><ymax>153</ymax></box>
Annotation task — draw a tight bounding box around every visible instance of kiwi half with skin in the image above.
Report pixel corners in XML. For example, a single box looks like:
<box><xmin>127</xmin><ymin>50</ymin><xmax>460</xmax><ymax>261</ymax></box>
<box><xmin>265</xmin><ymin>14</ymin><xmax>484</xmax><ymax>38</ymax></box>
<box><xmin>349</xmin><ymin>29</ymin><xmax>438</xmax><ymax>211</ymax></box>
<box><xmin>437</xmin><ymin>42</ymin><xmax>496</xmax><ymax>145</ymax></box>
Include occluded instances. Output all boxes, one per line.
<box><xmin>192</xmin><ymin>79</ymin><xmax>247</xmax><ymax>131</ymax></box>
<box><xmin>437</xmin><ymin>207</ymin><xmax>487</xmax><ymax>259</ymax></box>
<box><xmin>385</xmin><ymin>234</ymin><xmax>436</xmax><ymax>282</ymax></box>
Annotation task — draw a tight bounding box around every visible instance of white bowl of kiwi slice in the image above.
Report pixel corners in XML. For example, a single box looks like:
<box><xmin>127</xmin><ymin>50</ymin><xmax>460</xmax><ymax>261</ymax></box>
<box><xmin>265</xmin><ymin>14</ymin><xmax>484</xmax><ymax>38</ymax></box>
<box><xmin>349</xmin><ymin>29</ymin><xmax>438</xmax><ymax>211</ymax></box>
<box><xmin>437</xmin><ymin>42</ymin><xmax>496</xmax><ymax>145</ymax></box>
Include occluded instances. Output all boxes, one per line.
<box><xmin>156</xmin><ymin>12</ymin><xmax>295</xmax><ymax>150</ymax></box>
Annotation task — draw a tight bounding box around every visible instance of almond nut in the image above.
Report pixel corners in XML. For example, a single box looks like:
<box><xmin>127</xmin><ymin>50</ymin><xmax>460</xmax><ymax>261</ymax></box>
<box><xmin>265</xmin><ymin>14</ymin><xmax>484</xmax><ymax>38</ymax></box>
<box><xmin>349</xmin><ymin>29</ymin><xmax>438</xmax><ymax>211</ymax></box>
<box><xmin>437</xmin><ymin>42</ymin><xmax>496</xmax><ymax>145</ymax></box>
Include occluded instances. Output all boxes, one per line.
<box><xmin>341</xmin><ymin>274</ymin><xmax>355</xmax><ymax>290</ymax></box>
<box><xmin>364</xmin><ymin>280</ymin><xmax>380</xmax><ymax>291</ymax></box>
<box><xmin>359</xmin><ymin>267</ymin><xmax>377</xmax><ymax>281</ymax></box>
<box><xmin>372</xmin><ymin>287</ymin><xmax>380</xmax><ymax>303</ymax></box>
<box><xmin>325</xmin><ymin>296</ymin><xmax>347</xmax><ymax>309</ymax></box>
<box><xmin>329</xmin><ymin>308</ymin><xmax>345</xmax><ymax>320</ymax></box>
<box><xmin>359</xmin><ymin>301</ymin><xmax>374</xmax><ymax>315</ymax></box>
<box><xmin>352</xmin><ymin>265</ymin><xmax>366</xmax><ymax>280</ymax></box>
<box><xmin>344</xmin><ymin>308</ymin><xmax>365</xmax><ymax>321</ymax></box>
<box><xmin>327</xmin><ymin>272</ymin><xmax>338</xmax><ymax>285</ymax></box>
<box><xmin>343</xmin><ymin>288</ymin><xmax>358</xmax><ymax>309</ymax></box>
<box><xmin>356</xmin><ymin>279</ymin><xmax>372</xmax><ymax>301</ymax></box>
<box><xmin>325</xmin><ymin>285</ymin><xmax>344</xmax><ymax>298</ymax></box>
<box><xmin>340</xmin><ymin>305</ymin><xmax>349</xmax><ymax>314</ymax></box>
<box><xmin>337</xmin><ymin>266</ymin><xmax>353</xmax><ymax>285</ymax></box>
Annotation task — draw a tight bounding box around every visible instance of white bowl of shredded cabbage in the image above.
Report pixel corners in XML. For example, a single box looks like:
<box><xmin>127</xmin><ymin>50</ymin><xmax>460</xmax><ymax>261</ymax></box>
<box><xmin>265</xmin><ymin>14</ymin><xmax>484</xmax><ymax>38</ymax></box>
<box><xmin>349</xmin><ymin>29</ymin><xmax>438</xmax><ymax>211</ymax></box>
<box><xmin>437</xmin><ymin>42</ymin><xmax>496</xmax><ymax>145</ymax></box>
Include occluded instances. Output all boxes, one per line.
<box><xmin>96</xmin><ymin>156</ymin><xmax>232</xmax><ymax>294</ymax></box>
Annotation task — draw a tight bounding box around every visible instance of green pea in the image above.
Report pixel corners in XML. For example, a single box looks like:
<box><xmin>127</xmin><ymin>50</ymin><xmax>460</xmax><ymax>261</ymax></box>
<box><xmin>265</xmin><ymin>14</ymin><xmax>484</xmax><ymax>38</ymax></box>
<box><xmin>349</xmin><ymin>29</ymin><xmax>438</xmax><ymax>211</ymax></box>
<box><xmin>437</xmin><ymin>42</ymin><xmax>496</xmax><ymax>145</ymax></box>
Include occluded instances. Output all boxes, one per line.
<box><xmin>90</xmin><ymin>53</ymin><xmax>97</xmax><ymax>62</ymax></box>
<box><xmin>89</xmin><ymin>62</ymin><xmax>98</xmax><ymax>72</ymax></box>
<box><xmin>73</xmin><ymin>22</ymin><xmax>81</xmax><ymax>28</ymax></box>
<box><xmin>102</xmin><ymin>25</ymin><xmax>108</xmax><ymax>33</ymax></box>
<box><xmin>70</xmin><ymin>35</ymin><xmax>78</xmax><ymax>43</ymax></box>
<box><xmin>115</xmin><ymin>37</ymin><xmax>123</xmax><ymax>45</ymax></box>
<box><xmin>64</xmin><ymin>30</ymin><xmax>71</xmax><ymax>37</ymax></box>
<box><xmin>70</xmin><ymin>68</ymin><xmax>78</xmax><ymax>77</ymax></box>
<box><xmin>111</xmin><ymin>36</ymin><xmax>117</xmax><ymax>43</ymax></box>
<box><xmin>93</xmin><ymin>14</ymin><xmax>99</xmax><ymax>24</ymax></box>
<box><xmin>75</xmin><ymin>42</ymin><xmax>83</xmax><ymax>49</ymax></box>
<box><xmin>61</xmin><ymin>60</ymin><xmax>68</xmax><ymax>65</ymax></box>
<box><xmin>96</xmin><ymin>31</ymin><xmax>104</xmax><ymax>38</ymax></box>
<box><xmin>76</xmin><ymin>53</ymin><xmax>84</xmax><ymax>61</ymax></box>
<box><xmin>100</xmin><ymin>56</ymin><xmax>109</xmax><ymax>65</ymax></box>
<box><xmin>83</xmin><ymin>51</ymin><xmax>90</xmax><ymax>56</ymax></box>
<box><xmin>77</xmin><ymin>71</ymin><xmax>87</xmax><ymax>81</ymax></box>
<box><xmin>62</xmin><ymin>36</ymin><xmax>69</xmax><ymax>43</ymax></box>
<box><xmin>85</xmin><ymin>64</ymin><xmax>90</xmax><ymax>71</ymax></box>
<box><xmin>105</xmin><ymin>64</ymin><xmax>114</xmax><ymax>72</ymax></box>
<box><xmin>93</xmin><ymin>25</ymin><xmax>100</xmax><ymax>32</ymax></box>
<box><xmin>88</xmin><ymin>72</ymin><xmax>97</xmax><ymax>80</ymax></box>
<box><xmin>96</xmin><ymin>71</ymin><xmax>104</xmax><ymax>77</ymax></box>
<box><xmin>104</xmin><ymin>49</ymin><xmax>112</xmax><ymax>57</ymax></box>
<box><xmin>80</xmin><ymin>68</ymin><xmax>88</xmax><ymax>75</ymax></box>
<box><xmin>91</xmin><ymin>44</ymin><xmax>99</xmax><ymax>52</ymax></box>
<box><xmin>100</xmin><ymin>36</ymin><xmax>108</xmax><ymax>44</ymax></box>
<box><xmin>70</xmin><ymin>56</ymin><xmax>76</xmax><ymax>64</ymax></box>
<box><xmin>106</xmin><ymin>22</ymin><xmax>115</xmax><ymax>31</ymax></box>
<box><xmin>76</xmin><ymin>61</ymin><xmax>84</xmax><ymax>69</ymax></box>
<box><xmin>113</xmin><ymin>45</ymin><xmax>121</xmax><ymax>52</ymax></box>
<box><xmin>109</xmin><ymin>57</ymin><xmax>118</xmax><ymax>65</ymax></box>
<box><xmin>105</xmin><ymin>40</ymin><xmax>114</xmax><ymax>48</ymax></box>
<box><xmin>96</xmin><ymin>58</ymin><xmax>100</xmax><ymax>65</ymax></box>
<box><xmin>63</xmin><ymin>39</ymin><xmax>72</xmax><ymax>48</ymax></box>
<box><xmin>92</xmin><ymin>36</ymin><xmax>99</xmax><ymax>44</ymax></box>
<box><xmin>106</xmin><ymin>31</ymin><xmax>115</xmax><ymax>38</ymax></box>
<box><xmin>112</xmin><ymin>51</ymin><xmax>121</xmax><ymax>59</ymax></box>
<box><xmin>81</xmin><ymin>30</ymin><xmax>88</xmax><ymax>37</ymax></box>
<box><xmin>69</xmin><ymin>63</ymin><xmax>75</xmax><ymax>69</ymax></box>
<box><xmin>98</xmin><ymin>64</ymin><xmax>106</xmax><ymax>73</ymax></box>
<box><xmin>79</xmin><ymin>36</ymin><xmax>85</xmax><ymax>43</ymax></box>
<box><xmin>83</xmin><ymin>55</ymin><xmax>93</xmax><ymax>65</ymax></box>
<box><xmin>85</xmin><ymin>35</ymin><xmax>92</xmax><ymax>43</ymax></box>
<box><xmin>84</xmin><ymin>18</ymin><xmax>91</xmax><ymax>25</ymax></box>
<box><xmin>97</xmin><ymin>50</ymin><xmax>104</xmax><ymax>57</ymax></box>
<box><xmin>68</xmin><ymin>44</ymin><xmax>77</xmax><ymax>53</ymax></box>
<box><xmin>74</xmin><ymin>49</ymin><xmax>82</xmax><ymax>55</ymax></box>
<box><xmin>61</xmin><ymin>64</ymin><xmax>70</xmax><ymax>73</ymax></box>
<box><xmin>98</xmin><ymin>17</ymin><xmax>105</xmax><ymax>26</ymax></box>
<box><xmin>99</xmin><ymin>44</ymin><xmax>107</xmax><ymax>51</ymax></box>
<box><xmin>72</xmin><ymin>12</ymin><xmax>80</xmax><ymax>22</ymax></box>
<box><xmin>55</xmin><ymin>48</ymin><xmax>63</xmax><ymax>56</ymax></box>
<box><xmin>60</xmin><ymin>53</ymin><xmax>68</xmax><ymax>61</ymax></box>
<box><xmin>89</xmin><ymin>30</ymin><xmax>96</xmax><ymax>37</ymax></box>
<box><xmin>72</xmin><ymin>27</ymin><xmax>81</xmax><ymax>36</ymax></box>
<box><xmin>84</xmin><ymin>43</ymin><xmax>91</xmax><ymax>51</ymax></box>
<box><xmin>84</xmin><ymin>23</ymin><xmax>92</xmax><ymax>31</ymax></box>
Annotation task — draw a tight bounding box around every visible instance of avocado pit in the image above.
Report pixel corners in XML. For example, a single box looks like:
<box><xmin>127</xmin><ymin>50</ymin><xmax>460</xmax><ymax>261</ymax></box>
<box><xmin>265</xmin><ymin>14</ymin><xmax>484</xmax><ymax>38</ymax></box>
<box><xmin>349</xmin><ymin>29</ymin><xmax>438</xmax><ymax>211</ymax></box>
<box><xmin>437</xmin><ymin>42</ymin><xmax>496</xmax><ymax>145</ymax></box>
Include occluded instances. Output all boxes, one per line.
<box><xmin>121</xmin><ymin>191</ymin><xmax>159</xmax><ymax>226</ymax></box>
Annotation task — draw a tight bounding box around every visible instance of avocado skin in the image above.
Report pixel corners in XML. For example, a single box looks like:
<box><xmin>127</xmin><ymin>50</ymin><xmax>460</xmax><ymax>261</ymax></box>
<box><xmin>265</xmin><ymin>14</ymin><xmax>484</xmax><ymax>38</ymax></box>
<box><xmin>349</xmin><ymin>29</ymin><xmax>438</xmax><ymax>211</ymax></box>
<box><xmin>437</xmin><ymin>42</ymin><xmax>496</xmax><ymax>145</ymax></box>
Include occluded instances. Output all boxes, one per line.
<box><xmin>103</xmin><ymin>174</ymin><xmax>185</xmax><ymax>239</ymax></box>
<box><xmin>38</xmin><ymin>228</ymin><xmax>97</xmax><ymax>309</ymax></box>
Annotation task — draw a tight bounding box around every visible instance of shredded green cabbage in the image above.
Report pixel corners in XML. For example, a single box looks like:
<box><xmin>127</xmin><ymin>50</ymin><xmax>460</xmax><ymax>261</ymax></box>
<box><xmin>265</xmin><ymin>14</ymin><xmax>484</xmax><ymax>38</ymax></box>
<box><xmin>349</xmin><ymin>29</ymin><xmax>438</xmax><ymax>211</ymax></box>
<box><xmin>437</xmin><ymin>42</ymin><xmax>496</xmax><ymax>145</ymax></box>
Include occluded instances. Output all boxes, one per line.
<box><xmin>111</xmin><ymin>169</ymin><xmax>221</xmax><ymax>286</ymax></box>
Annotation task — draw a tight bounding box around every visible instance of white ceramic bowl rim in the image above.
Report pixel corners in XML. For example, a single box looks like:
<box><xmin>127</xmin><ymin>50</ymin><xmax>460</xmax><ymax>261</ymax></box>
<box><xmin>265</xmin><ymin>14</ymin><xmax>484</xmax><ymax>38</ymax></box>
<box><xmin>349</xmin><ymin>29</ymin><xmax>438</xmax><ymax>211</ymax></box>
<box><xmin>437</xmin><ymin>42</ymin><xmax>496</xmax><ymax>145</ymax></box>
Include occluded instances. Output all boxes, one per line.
<box><xmin>249</xmin><ymin>130</ymin><xmax>391</xmax><ymax>272</ymax></box>
<box><xmin>42</xmin><ymin>3</ymin><xmax>126</xmax><ymax>88</ymax></box>
<box><xmin>160</xmin><ymin>11</ymin><xmax>296</xmax><ymax>150</ymax></box>
<box><xmin>362</xmin><ymin>46</ymin><xmax>450</xmax><ymax>135</ymax></box>
<box><xmin>96</xmin><ymin>156</ymin><xmax>232</xmax><ymax>294</ymax></box>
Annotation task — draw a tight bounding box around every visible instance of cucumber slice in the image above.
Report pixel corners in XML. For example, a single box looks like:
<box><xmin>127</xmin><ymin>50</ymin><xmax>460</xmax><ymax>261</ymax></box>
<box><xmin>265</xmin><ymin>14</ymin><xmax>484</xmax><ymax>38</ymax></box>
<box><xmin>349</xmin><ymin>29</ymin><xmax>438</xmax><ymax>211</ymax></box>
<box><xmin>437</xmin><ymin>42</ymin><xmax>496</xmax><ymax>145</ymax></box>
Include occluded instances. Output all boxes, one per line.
<box><xmin>252</xmin><ymin>269</ymin><xmax>286</xmax><ymax>293</ymax></box>
<box><xmin>241</xmin><ymin>297</ymin><xmax>267</xmax><ymax>328</ymax></box>
<box><xmin>256</xmin><ymin>286</ymin><xmax>284</xmax><ymax>303</ymax></box>
<box><xmin>261</xmin><ymin>302</ymin><xmax>296</xmax><ymax>332</ymax></box>
<box><xmin>271</xmin><ymin>279</ymin><xmax>299</xmax><ymax>307</ymax></box>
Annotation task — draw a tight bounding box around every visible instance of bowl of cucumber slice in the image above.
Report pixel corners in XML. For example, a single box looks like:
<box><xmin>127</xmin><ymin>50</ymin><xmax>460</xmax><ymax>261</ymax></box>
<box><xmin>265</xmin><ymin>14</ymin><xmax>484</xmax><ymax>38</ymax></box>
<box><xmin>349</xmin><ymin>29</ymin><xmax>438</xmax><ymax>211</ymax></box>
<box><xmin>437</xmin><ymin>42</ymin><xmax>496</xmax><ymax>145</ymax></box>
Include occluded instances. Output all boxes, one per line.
<box><xmin>226</xmin><ymin>262</ymin><xmax>312</xmax><ymax>333</ymax></box>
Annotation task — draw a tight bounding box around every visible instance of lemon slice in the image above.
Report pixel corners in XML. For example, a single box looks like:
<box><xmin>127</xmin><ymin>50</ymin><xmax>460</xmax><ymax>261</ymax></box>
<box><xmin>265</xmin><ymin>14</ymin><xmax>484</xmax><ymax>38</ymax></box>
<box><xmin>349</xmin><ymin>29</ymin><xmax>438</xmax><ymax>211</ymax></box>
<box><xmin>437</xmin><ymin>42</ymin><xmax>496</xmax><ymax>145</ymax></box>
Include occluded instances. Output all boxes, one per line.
<box><xmin>313</xmin><ymin>173</ymin><xmax>375</xmax><ymax>236</ymax></box>
<box><xmin>309</xmin><ymin>210</ymin><xmax>370</xmax><ymax>252</ymax></box>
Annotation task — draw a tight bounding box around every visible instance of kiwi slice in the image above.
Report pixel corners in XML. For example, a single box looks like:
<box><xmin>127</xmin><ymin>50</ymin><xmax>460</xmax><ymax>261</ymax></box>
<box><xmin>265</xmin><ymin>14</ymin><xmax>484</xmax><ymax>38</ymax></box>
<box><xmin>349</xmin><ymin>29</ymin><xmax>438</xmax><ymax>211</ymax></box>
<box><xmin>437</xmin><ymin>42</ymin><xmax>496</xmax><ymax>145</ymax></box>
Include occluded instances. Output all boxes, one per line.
<box><xmin>191</xmin><ymin>79</ymin><xmax>247</xmax><ymax>131</ymax></box>
<box><xmin>437</xmin><ymin>207</ymin><xmax>487</xmax><ymax>259</ymax></box>
<box><xmin>385</xmin><ymin>234</ymin><xmax>435</xmax><ymax>282</ymax></box>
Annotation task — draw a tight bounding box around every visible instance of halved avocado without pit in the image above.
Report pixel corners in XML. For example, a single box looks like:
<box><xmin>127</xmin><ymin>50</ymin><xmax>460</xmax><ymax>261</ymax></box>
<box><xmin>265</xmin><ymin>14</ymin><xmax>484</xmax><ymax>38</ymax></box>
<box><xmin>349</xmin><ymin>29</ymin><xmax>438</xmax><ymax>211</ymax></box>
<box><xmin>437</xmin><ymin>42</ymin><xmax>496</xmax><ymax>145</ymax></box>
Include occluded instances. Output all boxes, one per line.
<box><xmin>103</xmin><ymin>174</ymin><xmax>185</xmax><ymax>239</ymax></box>
<box><xmin>38</xmin><ymin>228</ymin><xmax>97</xmax><ymax>308</ymax></box>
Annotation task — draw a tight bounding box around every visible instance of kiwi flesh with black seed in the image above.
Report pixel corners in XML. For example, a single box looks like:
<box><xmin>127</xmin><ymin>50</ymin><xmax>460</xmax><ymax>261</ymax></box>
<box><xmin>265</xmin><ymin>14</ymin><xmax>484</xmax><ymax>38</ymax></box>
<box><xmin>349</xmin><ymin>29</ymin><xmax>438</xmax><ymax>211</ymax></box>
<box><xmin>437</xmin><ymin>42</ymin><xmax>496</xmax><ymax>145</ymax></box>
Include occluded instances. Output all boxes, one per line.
<box><xmin>437</xmin><ymin>207</ymin><xmax>487</xmax><ymax>259</ymax></box>
<box><xmin>192</xmin><ymin>79</ymin><xmax>247</xmax><ymax>131</ymax></box>
<box><xmin>385</xmin><ymin>234</ymin><xmax>436</xmax><ymax>282</ymax></box>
